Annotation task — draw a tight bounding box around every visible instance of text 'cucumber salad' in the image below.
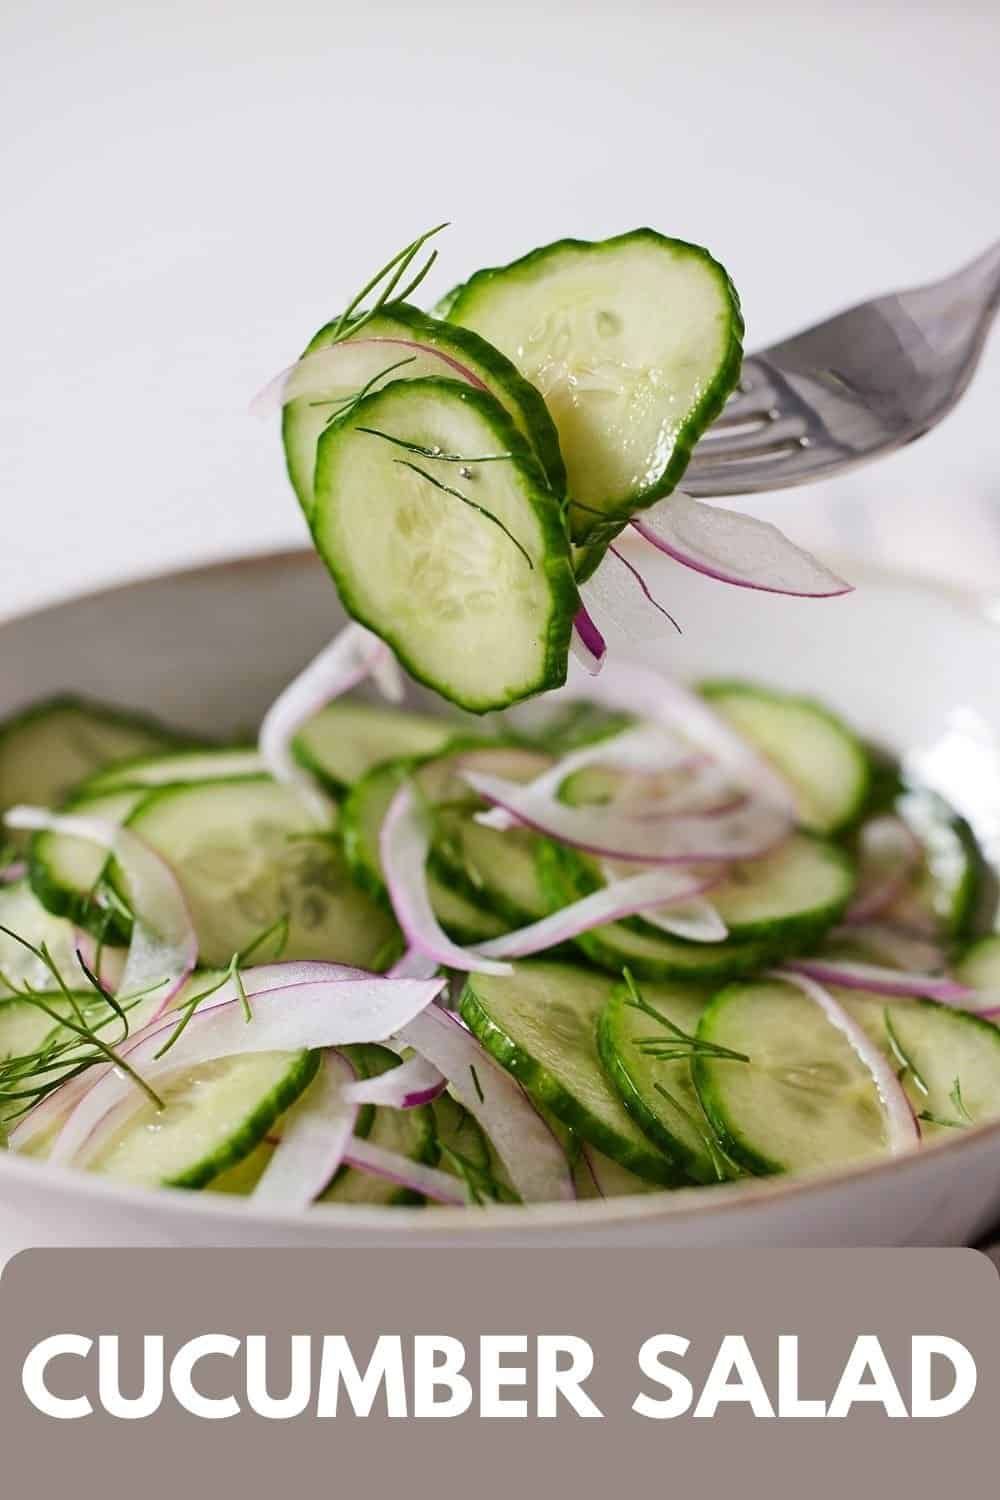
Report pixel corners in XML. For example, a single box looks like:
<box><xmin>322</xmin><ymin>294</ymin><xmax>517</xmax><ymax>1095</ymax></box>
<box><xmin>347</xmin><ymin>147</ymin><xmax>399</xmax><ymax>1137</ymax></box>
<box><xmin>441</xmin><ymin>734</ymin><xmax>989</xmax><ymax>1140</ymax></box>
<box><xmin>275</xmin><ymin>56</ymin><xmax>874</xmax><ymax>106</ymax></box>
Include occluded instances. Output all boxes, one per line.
<box><xmin>2</xmin><ymin>224</ymin><xmax>997</xmax><ymax>1211</ymax></box>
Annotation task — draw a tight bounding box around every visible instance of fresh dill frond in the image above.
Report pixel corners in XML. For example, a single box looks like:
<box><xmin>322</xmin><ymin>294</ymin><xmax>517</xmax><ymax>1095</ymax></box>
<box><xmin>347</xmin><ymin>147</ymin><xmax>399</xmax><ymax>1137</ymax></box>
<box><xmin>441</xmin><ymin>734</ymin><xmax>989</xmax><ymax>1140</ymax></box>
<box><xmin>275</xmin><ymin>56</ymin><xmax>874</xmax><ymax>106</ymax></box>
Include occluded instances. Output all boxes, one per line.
<box><xmin>356</xmin><ymin>428</ymin><xmax>514</xmax><ymax>465</ymax></box>
<box><xmin>328</xmin><ymin>224</ymin><xmax>448</xmax><ymax>346</ymax></box>
<box><xmin>623</xmin><ymin>968</ymin><xmax>749</xmax><ymax>1064</ymax></box>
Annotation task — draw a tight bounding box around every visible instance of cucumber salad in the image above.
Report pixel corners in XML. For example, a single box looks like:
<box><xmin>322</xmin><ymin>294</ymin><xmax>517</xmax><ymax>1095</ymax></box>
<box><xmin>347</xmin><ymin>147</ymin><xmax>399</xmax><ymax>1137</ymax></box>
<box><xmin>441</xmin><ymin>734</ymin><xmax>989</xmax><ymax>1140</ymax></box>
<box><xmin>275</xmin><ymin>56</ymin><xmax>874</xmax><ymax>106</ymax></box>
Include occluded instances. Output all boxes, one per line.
<box><xmin>2</xmin><ymin>224</ymin><xmax>999</xmax><ymax>1210</ymax></box>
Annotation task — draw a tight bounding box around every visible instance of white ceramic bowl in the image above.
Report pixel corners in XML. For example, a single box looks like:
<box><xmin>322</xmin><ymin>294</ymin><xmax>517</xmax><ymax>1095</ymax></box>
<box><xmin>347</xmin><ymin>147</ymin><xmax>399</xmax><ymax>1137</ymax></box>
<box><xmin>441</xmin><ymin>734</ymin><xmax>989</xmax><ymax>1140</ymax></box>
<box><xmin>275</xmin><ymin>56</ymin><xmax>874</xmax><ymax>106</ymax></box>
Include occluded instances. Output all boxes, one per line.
<box><xmin>3</xmin><ymin>547</ymin><xmax>1000</xmax><ymax>1253</ymax></box>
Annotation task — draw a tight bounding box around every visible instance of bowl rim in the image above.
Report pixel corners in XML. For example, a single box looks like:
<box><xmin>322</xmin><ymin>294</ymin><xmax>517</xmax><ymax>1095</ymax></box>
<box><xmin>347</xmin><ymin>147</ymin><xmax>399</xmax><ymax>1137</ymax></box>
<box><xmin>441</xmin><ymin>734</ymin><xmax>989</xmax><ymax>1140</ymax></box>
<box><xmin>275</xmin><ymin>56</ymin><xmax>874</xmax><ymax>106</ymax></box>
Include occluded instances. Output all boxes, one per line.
<box><xmin>3</xmin><ymin>546</ymin><xmax>1000</xmax><ymax>1236</ymax></box>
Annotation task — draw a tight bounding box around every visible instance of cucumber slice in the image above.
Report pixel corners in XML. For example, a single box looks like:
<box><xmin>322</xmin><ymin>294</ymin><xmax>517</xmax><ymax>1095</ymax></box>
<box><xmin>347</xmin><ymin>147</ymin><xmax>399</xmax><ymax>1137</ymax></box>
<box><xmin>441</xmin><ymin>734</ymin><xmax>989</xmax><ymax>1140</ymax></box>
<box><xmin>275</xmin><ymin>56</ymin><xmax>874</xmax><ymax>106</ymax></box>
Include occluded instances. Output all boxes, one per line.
<box><xmin>85</xmin><ymin>1049</ymin><xmax>319</xmax><ymax>1188</ymax></box>
<box><xmin>888</xmin><ymin>786</ymin><xmax>983</xmax><ymax>940</ymax></box>
<box><xmin>292</xmin><ymin>701</ymin><xmax>460</xmax><ymax>797</ymax></box>
<box><xmin>80</xmin><ymin>747</ymin><xmax>263</xmax><ymax>798</ymax></box>
<box><xmin>0</xmin><ymin>695</ymin><xmax>194</xmax><ymax>821</ymax></box>
<box><xmin>121</xmin><ymin>776</ymin><xmax>399</xmax><ymax>969</ymax></box>
<box><xmin>321</xmin><ymin>1044</ymin><xmax>437</xmax><ymax>1206</ymax></box>
<box><xmin>0</xmin><ymin>881</ymin><xmax>88</xmax><ymax>998</ymax></box>
<box><xmin>28</xmin><ymin>788</ymin><xmax>144</xmax><ymax>939</ymax></box>
<box><xmin>843</xmin><ymin>994</ymin><xmax>1000</xmax><ymax>1138</ymax></box>
<box><xmin>574</xmin><ymin>1145</ymin><xmax>661</xmax><ymax>1198</ymax></box>
<box><xmin>598</xmin><ymin>979</ymin><xmax>735</xmax><ymax>1183</ymax></box>
<box><xmin>459</xmin><ymin>961</ymin><xmax>681</xmax><ymax>1184</ymax></box>
<box><xmin>536</xmin><ymin>840</ymin><xmax>806</xmax><ymax>983</ymax></box>
<box><xmin>311</xmin><ymin>377</ymin><xmax>576</xmax><ymax>713</ymax></box>
<box><xmin>700</xmin><ymin>681</ymin><xmax>871</xmax><ymax>834</ymax></box>
<box><xmin>955</xmin><ymin>935</ymin><xmax>1000</xmax><ymax>996</ymax></box>
<box><xmin>446</xmin><ymin>229</ymin><xmax>743</xmax><ymax>544</ymax></box>
<box><xmin>693</xmin><ymin>978</ymin><xmax>888</xmax><ymax>1175</ymax></box>
<box><xmin>283</xmin><ymin>302</ymin><xmax>565</xmax><ymax>521</ymax></box>
<box><xmin>341</xmin><ymin>745</ymin><xmax>550</xmax><ymax>933</ymax></box>
<box><xmin>340</xmin><ymin>757</ymin><xmax>507</xmax><ymax>942</ymax></box>
<box><xmin>696</xmin><ymin>978</ymin><xmax>1000</xmax><ymax>1178</ymax></box>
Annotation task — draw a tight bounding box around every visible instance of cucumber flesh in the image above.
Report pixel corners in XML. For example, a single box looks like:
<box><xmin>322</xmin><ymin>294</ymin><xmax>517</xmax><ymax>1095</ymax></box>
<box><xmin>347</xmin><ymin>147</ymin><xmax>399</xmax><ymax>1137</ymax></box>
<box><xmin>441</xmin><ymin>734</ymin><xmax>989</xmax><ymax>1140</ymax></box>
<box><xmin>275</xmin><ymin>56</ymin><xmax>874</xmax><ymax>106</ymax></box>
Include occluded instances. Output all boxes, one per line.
<box><xmin>701</xmin><ymin>681</ymin><xmax>871</xmax><ymax>835</ymax></box>
<box><xmin>598</xmin><ymin>979</ymin><xmax>733</xmax><ymax>1183</ymax></box>
<box><xmin>122</xmin><ymin>777</ymin><xmax>399</xmax><ymax>969</ymax></box>
<box><xmin>282</xmin><ymin>302</ymin><xmax>566</xmax><ymax>521</ymax></box>
<box><xmin>28</xmin><ymin>788</ymin><xmax>144</xmax><ymax>939</ymax></box>
<box><xmin>886</xmin><ymin>786</ymin><xmax>983</xmax><ymax>940</ymax></box>
<box><xmin>459</xmin><ymin>961</ymin><xmax>681</xmax><ymax>1184</ymax></box>
<box><xmin>955</xmin><ymin>935</ymin><xmax>1000</xmax><ymax>996</ymax></box>
<box><xmin>81</xmin><ymin>747</ymin><xmax>263</xmax><ymax>797</ymax></box>
<box><xmin>0</xmin><ymin>696</ymin><xmax>193</xmax><ymax>821</ymax></box>
<box><xmin>693</xmin><ymin>978</ymin><xmax>888</xmax><ymax>1175</ymax></box>
<box><xmin>311</xmin><ymin>377</ymin><xmax>576</xmax><ymax>713</ymax></box>
<box><xmin>446</xmin><ymin>229</ymin><xmax>743</xmax><ymax>543</ymax></box>
<box><xmin>292</xmin><ymin>701</ymin><xmax>461</xmax><ymax>797</ymax></box>
<box><xmin>0</xmin><ymin>881</ymin><xmax>89</xmax><ymax>998</ymax></box>
<box><xmin>575</xmin><ymin>1145</ymin><xmax>661</xmax><ymax>1198</ymax></box>
<box><xmin>86</xmin><ymin>1050</ymin><xmax>319</xmax><ymax>1188</ymax></box>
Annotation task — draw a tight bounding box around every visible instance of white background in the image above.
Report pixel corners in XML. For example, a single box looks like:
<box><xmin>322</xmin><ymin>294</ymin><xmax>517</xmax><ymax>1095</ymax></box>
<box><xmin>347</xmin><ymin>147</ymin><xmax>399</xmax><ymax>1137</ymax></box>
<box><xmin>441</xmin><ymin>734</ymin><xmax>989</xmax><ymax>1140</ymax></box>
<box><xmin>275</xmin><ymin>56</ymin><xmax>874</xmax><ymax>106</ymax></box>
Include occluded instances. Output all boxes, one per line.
<box><xmin>1</xmin><ymin>0</ymin><xmax>998</xmax><ymax>619</ymax></box>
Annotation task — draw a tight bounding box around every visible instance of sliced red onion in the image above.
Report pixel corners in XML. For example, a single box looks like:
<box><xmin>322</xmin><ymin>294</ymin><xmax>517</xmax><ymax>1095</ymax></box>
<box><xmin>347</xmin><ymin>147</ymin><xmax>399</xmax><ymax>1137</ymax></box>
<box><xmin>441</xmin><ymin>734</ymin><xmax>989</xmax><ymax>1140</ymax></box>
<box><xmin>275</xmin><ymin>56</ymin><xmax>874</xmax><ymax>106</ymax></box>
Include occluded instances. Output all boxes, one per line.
<box><xmin>252</xmin><ymin>1050</ymin><xmax>358</xmax><ymax>1209</ymax></box>
<box><xmin>783</xmin><ymin>956</ymin><xmax>975</xmax><ymax>1005</ymax></box>
<box><xmin>250</xmin><ymin>336</ymin><xmax>489</xmax><ymax>418</ymax></box>
<box><xmin>825</xmin><ymin>922</ymin><xmax>947</xmax><ymax>977</ymax></box>
<box><xmin>774</xmin><ymin>969</ymin><xmax>919</xmax><ymax>1153</ymax></box>
<box><xmin>633</xmin><ymin>492</ymin><xmax>852</xmax><ymax>598</ymax></box>
<box><xmin>474</xmin><ymin>867</ymin><xmax>723</xmax><ymax>958</ymax></box>
<box><xmin>8</xmin><ymin>960</ymin><xmax>375</xmax><ymax>1152</ymax></box>
<box><xmin>476</xmin><ymin>724</ymin><xmax>687</xmax><ymax>833</ymax></box>
<box><xmin>463</xmin><ymin>767</ymin><xmax>789</xmax><ymax>865</ymax></box>
<box><xmin>388</xmin><ymin>949</ymin><xmax>441</xmax><ymax>981</ymax></box>
<box><xmin>845</xmin><ymin>815</ymin><xmax>922</xmax><ymax>924</ymax></box>
<box><xmin>398</xmin><ymin>1005</ymin><xmax>574</xmax><ymax>1203</ymax></box>
<box><xmin>5</xmin><ymin>807</ymin><xmax>196</xmax><ymax>1015</ymax></box>
<box><xmin>259</xmin><ymin>623</ymin><xmax>395</xmax><ymax>823</ymax></box>
<box><xmin>73</xmin><ymin>930</ymin><xmax>127</xmax><ymax>994</ymax></box>
<box><xmin>380</xmin><ymin>782</ymin><xmax>512</xmax><ymax>976</ymax></box>
<box><xmin>47</xmin><ymin>973</ymin><xmax>444</xmax><ymax>1168</ymax></box>
<box><xmin>344</xmin><ymin>1051</ymin><xmax>446</xmax><ymax>1108</ymax></box>
<box><xmin>340</xmin><ymin>1135</ymin><xmax>468</xmax><ymax>1206</ymax></box>
<box><xmin>570</xmin><ymin>606</ymin><xmax>607</xmax><ymax>675</ymax></box>
<box><xmin>570</xmin><ymin>660</ymin><xmax>797</xmax><ymax>816</ymax></box>
<box><xmin>1</xmin><ymin>861</ymin><xmax>26</xmax><ymax>884</ymax></box>
<box><xmin>578</xmin><ymin>545</ymin><xmax>680</xmax><ymax>647</ymax></box>
<box><xmin>598</xmin><ymin>862</ymin><xmax>728</xmax><ymax>942</ymax></box>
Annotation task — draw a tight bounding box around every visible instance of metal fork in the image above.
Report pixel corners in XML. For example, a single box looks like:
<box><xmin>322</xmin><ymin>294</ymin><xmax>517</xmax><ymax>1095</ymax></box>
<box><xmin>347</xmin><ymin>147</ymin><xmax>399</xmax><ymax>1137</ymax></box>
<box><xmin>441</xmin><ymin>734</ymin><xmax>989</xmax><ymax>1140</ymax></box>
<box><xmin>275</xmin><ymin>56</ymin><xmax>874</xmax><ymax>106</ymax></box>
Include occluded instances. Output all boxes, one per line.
<box><xmin>684</xmin><ymin>240</ymin><xmax>1000</xmax><ymax>498</ymax></box>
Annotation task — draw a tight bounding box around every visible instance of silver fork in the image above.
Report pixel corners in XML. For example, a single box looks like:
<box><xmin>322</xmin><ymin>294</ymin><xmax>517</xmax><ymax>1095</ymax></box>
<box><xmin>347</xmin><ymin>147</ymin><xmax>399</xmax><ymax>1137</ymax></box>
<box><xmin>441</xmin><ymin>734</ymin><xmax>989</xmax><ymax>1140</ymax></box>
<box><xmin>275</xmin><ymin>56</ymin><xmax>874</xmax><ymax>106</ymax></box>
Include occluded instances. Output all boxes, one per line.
<box><xmin>684</xmin><ymin>240</ymin><xmax>1000</xmax><ymax>498</ymax></box>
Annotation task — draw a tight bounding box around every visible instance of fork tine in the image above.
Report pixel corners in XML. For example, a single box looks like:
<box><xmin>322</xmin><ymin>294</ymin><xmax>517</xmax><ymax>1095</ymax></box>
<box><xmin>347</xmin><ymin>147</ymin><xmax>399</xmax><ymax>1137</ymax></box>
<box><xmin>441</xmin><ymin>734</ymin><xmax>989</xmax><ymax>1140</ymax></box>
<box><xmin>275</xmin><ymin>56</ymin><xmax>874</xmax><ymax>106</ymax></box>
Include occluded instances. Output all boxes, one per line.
<box><xmin>692</xmin><ymin>414</ymin><xmax>807</xmax><ymax>461</ymax></box>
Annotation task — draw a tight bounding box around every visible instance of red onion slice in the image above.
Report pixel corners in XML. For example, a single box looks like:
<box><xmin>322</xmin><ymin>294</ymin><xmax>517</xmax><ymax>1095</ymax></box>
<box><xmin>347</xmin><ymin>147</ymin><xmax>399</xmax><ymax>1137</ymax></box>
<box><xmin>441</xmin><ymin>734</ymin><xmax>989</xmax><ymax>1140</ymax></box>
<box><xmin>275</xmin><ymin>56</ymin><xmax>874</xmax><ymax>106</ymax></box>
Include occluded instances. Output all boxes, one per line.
<box><xmin>774</xmin><ymin>969</ymin><xmax>919</xmax><ymax>1153</ymax></box>
<box><xmin>825</xmin><ymin>922</ymin><xmax>947</xmax><ymax>976</ymax></box>
<box><xmin>633</xmin><ymin>492</ymin><xmax>852</xmax><ymax>598</ymax></box>
<box><xmin>46</xmin><ymin>973</ymin><xmax>444</xmax><ymax>1168</ymax></box>
<box><xmin>5</xmin><ymin>807</ymin><xmax>196</xmax><ymax>1015</ymax></box>
<box><xmin>570</xmin><ymin>606</ymin><xmax>607</xmax><ymax>675</ymax></box>
<box><xmin>0</xmin><ymin>861</ymin><xmax>26</xmax><ymax>884</ymax></box>
<box><xmin>783</xmin><ymin>956</ymin><xmax>975</xmax><ymax>1006</ymax></box>
<box><xmin>341</xmin><ymin>1135</ymin><xmax>468</xmax><ymax>1206</ymax></box>
<box><xmin>380</xmin><ymin>782</ymin><xmax>512</xmax><ymax>976</ymax></box>
<box><xmin>398</xmin><ymin>1006</ymin><xmax>574</xmax><ymax>1203</ymax></box>
<box><xmin>463</xmin><ymin>768</ymin><xmax>789</xmax><ymax>865</ymax></box>
<box><xmin>598</xmin><ymin>862</ymin><xmax>728</xmax><ymax>942</ymax></box>
<box><xmin>845</xmin><ymin>815</ymin><xmax>922</xmax><ymax>924</ymax></box>
<box><xmin>259</xmin><ymin>623</ymin><xmax>395</xmax><ymax>823</ymax></box>
<box><xmin>250</xmin><ymin>336</ymin><xmax>489</xmax><ymax>418</ymax></box>
<box><xmin>8</xmin><ymin>960</ymin><xmax>374</xmax><ymax>1152</ymax></box>
<box><xmin>570</xmin><ymin>659</ymin><xmax>797</xmax><ymax>816</ymax></box>
<box><xmin>344</xmin><ymin>1051</ymin><xmax>446</xmax><ymax>1108</ymax></box>
<box><xmin>252</xmin><ymin>1050</ymin><xmax>358</xmax><ymax>1209</ymax></box>
<box><xmin>475</xmin><ymin>867</ymin><xmax>723</xmax><ymax>958</ymax></box>
<box><xmin>578</xmin><ymin>546</ymin><xmax>681</xmax><ymax>647</ymax></box>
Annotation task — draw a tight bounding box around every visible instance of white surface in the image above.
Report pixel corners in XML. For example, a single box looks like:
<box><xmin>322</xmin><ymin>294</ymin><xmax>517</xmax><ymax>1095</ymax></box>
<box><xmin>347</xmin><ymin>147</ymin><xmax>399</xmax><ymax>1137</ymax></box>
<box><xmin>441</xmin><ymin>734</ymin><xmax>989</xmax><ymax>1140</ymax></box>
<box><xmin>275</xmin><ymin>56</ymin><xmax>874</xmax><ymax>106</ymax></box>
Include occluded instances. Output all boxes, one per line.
<box><xmin>1</xmin><ymin>0</ymin><xmax>999</xmax><ymax>618</ymax></box>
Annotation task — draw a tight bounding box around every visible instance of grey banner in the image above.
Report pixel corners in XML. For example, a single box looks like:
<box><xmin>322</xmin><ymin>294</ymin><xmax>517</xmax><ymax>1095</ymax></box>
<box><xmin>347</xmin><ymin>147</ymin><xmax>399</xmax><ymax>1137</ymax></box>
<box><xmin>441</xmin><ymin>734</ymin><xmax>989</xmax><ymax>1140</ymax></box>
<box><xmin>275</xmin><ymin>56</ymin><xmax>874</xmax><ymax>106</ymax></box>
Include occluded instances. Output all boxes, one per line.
<box><xmin>1</xmin><ymin>1249</ymin><xmax>997</xmax><ymax>1498</ymax></box>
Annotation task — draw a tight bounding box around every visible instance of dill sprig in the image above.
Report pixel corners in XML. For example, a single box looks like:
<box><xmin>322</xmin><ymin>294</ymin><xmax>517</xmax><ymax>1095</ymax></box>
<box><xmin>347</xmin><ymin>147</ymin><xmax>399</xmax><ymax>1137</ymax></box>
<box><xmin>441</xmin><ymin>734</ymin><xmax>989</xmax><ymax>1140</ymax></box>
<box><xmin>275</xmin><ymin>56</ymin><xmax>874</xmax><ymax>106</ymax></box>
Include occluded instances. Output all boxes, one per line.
<box><xmin>356</xmin><ymin>428</ymin><xmax>514</xmax><ymax>465</ymax></box>
<box><xmin>652</xmin><ymin>1081</ymin><xmax>743</xmax><ymax>1183</ymax></box>
<box><xmin>623</xmin><ymin>969</ymin><xmax>749</xmax><ymax>1065</ymax></box>
<box><xmin>0</xmin><ymin>928</ymin><xmax>164</xmax><ymax>1116</ymax></box>
<box><xmin>327</xmin><ymin>224</ymin><xmax>448</xmax><ymax>346</ymax></box>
